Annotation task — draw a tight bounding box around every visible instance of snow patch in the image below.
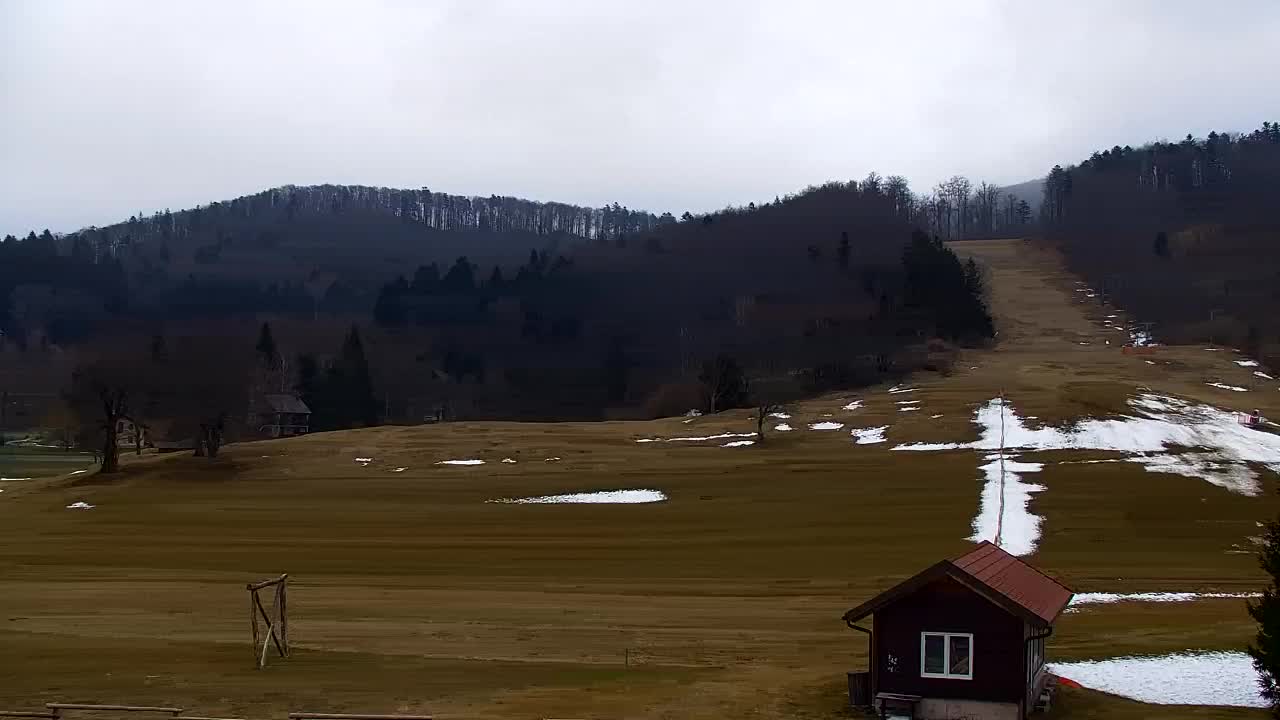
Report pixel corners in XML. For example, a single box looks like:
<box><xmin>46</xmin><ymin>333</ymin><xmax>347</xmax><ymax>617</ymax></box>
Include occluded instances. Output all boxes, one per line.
<box><xmin>1049</xmin><ymin>651</ymin><xmax>1265</xmax><ymax>707</ymax></box>
<box><xmin>809</xmin><ymin>421</ymin><xmax>844</xmax><ymax>431</ymax></box>
<box><xmin>898</xmin><ymin>407</ymin><xmax>920</xmax><ymax>412</ymax></box>
<box><xmin>768</xmin><ymin>412</ymin><xmax>792</xmax><ymax>419</ymax></box>
<box><xmin>722</xmin><ymin>440</ymin><xmax>755</xmax><ymax>447</ymax></box>
<box><xmin>893</xmin><ymin>394</ymin><xmax>1280</xmax><ymax>496</ymax></box>
<box><xmin>392</xmin><ymin>467</ymin><xmax>408</xmax><ymax>473</ymax></box>
<box><xmin>1207</xmin><ymin>382</ymin><xmax>1248</xmax><ymax>392</ymax></box>
<box><xmin>851</xmin><ymin>426</ymin><xmax>888</xmax><ymax>445</ymax></box>
<box><xmin>842</xmin><ymin>401</ymin><xmax>863</xmax><ymax>411</ymax></box>
<box><xmin>930</xmin><ymin>414</ymin><xmax>944</xmax><ymax>419</ymax></box>
<box><xmin>491</xmin><ymin>489</ymin><xmax>666</xmax><ymax>504</ymax></box>
<box><xmin>1069</xmin><ymin>591</ymin><xmax>1260</xmax><ymax>608</ymax></box>
<box><xmin>1</xmin><ymin>477</ymin><xmax>33</xmax><ymax>482</ymax></box>
<box><xmin>66</xmin><ymin>501</ymin><xmax>94</xmax><ymax>510</ymax></box>
<box><xmin>638</xmin><ymin>432</ymin><xmax>757</xmax><ymax>444</ymax></box>
<box><xmin>501</xmin><ymin>458</ymin><xmax>518</xmax><ymax>464</ymax></box>
<box><xmin>1256</xmin><ymin>371</ymin><xmax>1274</xmax><ymax>380</ymax></box>
<box><xmin>544</xmin><ymin>457</ymin><xmax>562</xmax><ymax>462</ymax></box>
<box><xmin>774</xmin><ymin>424</ymin><xmax>793</xmax><ymax>432</ymax></box>
<box><xmin>896</xmin><ymin>399</ymin><xmax>920</xmax><ymax>406</ymax></box>
<box><xmin>69</xmin><ymin>470</ymin><xmax>88</xmax><ymax>475</ymax></box>
<box><xmin>887</xmin><ymin>386</ymin><xmax>917</xmax><ymax>394</ymax></box>
<box><xmin>437</xmin><ymin>459</ymin><xmax>485</xmax><ymax>466</ymax></box>
<box><xmin>969</xmin><ymin>454</ymin><xmax>1045</xmax><ymax>556</ymax></box>
<box><xmin>1237</xmin><ymin>360</ymin><xmax>1260</xmax><ymax>367</ymax></box>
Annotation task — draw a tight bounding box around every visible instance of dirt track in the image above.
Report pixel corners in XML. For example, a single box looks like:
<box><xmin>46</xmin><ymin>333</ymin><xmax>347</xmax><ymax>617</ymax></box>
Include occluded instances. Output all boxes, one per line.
<box><xmin>0</xmin><ymin>239</ymin><xmax>1274</xmax><ymax>719</ymax></box>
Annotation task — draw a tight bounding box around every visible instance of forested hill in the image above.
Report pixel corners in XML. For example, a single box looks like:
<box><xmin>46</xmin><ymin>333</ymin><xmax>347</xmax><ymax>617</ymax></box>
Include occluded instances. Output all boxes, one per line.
<box><xmin>1</xmin><ymin>178</ymin><xmax>993</xmax><ymax>426</ymax></box>
<box><xmin>1044</xmin><ymin>122</ymin><xmax>1280</xmax><ymax>365</ymax></box>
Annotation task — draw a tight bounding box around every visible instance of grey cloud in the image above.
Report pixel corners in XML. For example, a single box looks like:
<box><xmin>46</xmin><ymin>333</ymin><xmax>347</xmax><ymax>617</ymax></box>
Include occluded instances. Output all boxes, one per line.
<box><xmin>2</xmin><ymin>0</ymin><xmax>1277</xmax><ymax>236</ymax></box>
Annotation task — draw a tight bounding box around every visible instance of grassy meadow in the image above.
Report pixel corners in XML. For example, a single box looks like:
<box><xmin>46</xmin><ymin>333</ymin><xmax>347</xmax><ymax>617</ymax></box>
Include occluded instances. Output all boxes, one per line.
<box><xmin>0</xmin><ymin>240</ymin><xmax>1276</xmax><ymax>719</ymax></box>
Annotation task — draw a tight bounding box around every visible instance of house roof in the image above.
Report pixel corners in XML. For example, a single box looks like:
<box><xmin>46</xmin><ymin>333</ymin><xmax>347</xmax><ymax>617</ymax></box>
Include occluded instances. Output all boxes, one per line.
<box><xmin>264</xmin><ymin>394</ymin><xmax>311</xmax><ymax>414</ymax></box>
<box><xmin>842</xmin><ymin>541</ymin><xmax>1074</xmax><ymax>627</ymax></box>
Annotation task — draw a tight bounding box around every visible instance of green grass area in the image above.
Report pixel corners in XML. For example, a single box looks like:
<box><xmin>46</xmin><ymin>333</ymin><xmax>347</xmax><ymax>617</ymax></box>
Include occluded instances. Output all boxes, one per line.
<box><xmin>0</xmin><ymin>445</ymin><xmax>93</xmax><ymax>479</ymax></box>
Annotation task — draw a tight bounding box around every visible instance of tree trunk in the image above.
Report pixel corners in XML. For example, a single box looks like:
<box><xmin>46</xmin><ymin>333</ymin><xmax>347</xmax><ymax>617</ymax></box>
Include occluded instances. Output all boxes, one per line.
<box><xmin>206</xmin><ymin>425</ymin><xmax>222</xmax><ymax>458</ymax></box>
<box><xmin>101</xmin><ymin>427</ymin><xmax>120</xmax><ymax>473</ymax></box>
<box><xmin>756</xmin><ymin>410</ymin><xmax>766</xmax><ymax>444</ymax></box>
<box><xmin>193</xmin><ymin>429</ymin><xmax>206</xmax><ymax>457</ymax></box>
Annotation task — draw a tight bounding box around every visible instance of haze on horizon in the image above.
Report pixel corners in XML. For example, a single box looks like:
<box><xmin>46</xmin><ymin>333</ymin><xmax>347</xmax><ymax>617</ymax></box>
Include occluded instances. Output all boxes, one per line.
<box><xmin>2</xmin><ymin>0</ymin><xmax>1278</xmax><ymax>237</ymax></box>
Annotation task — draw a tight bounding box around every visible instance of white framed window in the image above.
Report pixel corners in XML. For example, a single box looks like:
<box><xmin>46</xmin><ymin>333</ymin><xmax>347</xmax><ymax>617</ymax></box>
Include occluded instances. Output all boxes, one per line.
<box><xmin>921</xmin><ymin>632</ymin><xmax>974</xmax><ymax>680</ymax></box>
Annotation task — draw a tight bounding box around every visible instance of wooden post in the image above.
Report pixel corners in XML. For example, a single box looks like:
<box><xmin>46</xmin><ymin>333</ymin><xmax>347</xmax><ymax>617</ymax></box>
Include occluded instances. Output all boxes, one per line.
<box><xmin>247</xmin><ymin>574</ymin><xmax>289</xmax><ymax>668</ymax></box>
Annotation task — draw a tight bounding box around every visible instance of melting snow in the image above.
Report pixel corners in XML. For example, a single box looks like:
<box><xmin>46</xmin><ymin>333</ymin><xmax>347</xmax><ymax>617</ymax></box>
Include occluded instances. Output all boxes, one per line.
<box><xmin>437</xmin><ymin>459</ymin><xmax>485</xmax><ymax>466</ymax></box>
<box><xmin>1049</xmin><ymin>651</ymin><xmax>1265</xmax><ymax>707</ymax></box>
<box><xmin>1256</xmin><ymin>371</ymin><xmax>1274</xmax><ymax>380</ymax></box>
<box><xmin>501</xmin><ymin>458</ymin><xmax>517</xmax><ymax>464</ymax></box>
<box><xmin>392</xmin><ymin>467</ymin><xmax>408</xmax><ymax>473</ymax></box>
<box><xmin>899</xmin><ymin>407</ymin><xmax>920</xmax><ymax>412</ymax></box>
<box><xmin>896</xmin><ymin>399</ymin><xmax>920</xmax><ymax>405</ymax></box>
<box><xmin>888</xmin><ymin>386</ymin><xmax>917</xmax><ymax>394</ymax></box>
<box><xmin>1207</xmin><ymin>382</ymin><xmax>1248</xmax><ymax>392</ymax></box>
<box><xmin>842</xmin><ymin>400</ymin><xmax>863</xmax><ymax>411</ymax></box>
<box><xmin>968</xmin><ymin>454</ymin><xmax>1045</xmax><ymax>555</ymax></box>
<box><xmin>768</xmin><ymin>412</ymin><xmax>792</xmax><ymax>419</ymax></box>
<box><xmin>354</xmin><ymin>457</ymin><xmax>373</xmax><ymax>466</ymax></box>
<box><xmin>544</xmin><ymin>457</ymin><xmax>562</xmax><ymax>462</ymax></box>
<box><xmin>894</xmin><ymin>394</ymin><xmax>1280</xmax><ymax>496</ymax></box>
<box><xmin>1</xmin><ymin>477</ymin><xmax>33</xmax><ymax>482</ymax></box>
<box><xmin>638</xmin><ymin>432</ymin><xmax>757</xmax><ymax>444</ymax></box>
<box><xmin>491</xmin><ymin>489</ymin><xmax>666</xmax><ymax>504</ymax></box>
<box><xmin>930</xmin><ymin>414</ymin><xmax>944</xmax><ymax>419</ymax></box>
<box><xmin>66</xmin><ymin>501</ymin><xmax>94</xmax><ymax>510</ymax></box>
<box><xmin>69</xmin><ymin>470</ymin><xmax>88</xmax><ymax>475</ymax></box>
<box><xmin>1069</xmin><ymin>591</ymin><xmax>1259</xmax><ymax>608</ymax></box>
<box><xmin>722</xmin><ymin>440</ymin><xmax>755</xmax><ymax>447</ymax></box>
<box><xmin>809</xmin><ymin>421</ymin><xmax>844</xmax><ymax>430</ymax></box>
<box><xmin>851</xmin><ymin>426</ymin><xmax>888</xmax><ymax>445</ymax></box>
<box><xmin>1237</xmin><ymin>360</ymin><xmax>1260</xmax><ymax>367</ymax></box>
<box><xmin>774</xmin><ymin>424</ymin><xmax>793</xmax><ymax>432</ymax></box>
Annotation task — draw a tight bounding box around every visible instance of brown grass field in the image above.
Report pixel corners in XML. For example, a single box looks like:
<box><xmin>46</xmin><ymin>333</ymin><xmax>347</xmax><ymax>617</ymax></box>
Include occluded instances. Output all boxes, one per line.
<box><xmin>1</xmin><ymin>240</ymin><xmax>1277</xmax><ymax>719</ymax></box>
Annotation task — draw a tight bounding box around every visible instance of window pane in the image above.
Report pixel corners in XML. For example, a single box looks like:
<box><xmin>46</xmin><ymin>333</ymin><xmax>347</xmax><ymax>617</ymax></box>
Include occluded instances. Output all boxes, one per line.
<box><xmin>949</xmin><ymin>635</ymin><xmax>971</xmax><ymax>675</ymax></box>
<box><xmin>923</xmin><ymin>634</ymin><xmax>945</xmax><ymax>674</ymax></box>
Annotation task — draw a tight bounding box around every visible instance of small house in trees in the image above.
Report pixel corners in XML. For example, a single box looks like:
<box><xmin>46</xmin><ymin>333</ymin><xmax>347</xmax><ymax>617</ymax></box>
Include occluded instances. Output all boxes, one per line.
<box><xmin>253</xmin><ymin>394</ymin><xmax>312</xmax><ymax>438</ymax></box>
<box><xmin>842</xmin><ymin>542</ymin><xmax>1073</xmax><ymax>720</ymax></box>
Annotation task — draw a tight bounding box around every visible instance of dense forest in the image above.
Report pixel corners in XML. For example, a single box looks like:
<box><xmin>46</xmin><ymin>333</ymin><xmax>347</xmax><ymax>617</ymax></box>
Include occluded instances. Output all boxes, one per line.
<box><xmin>0</xmin><ymin>176</ymin><xmax>993</xmax><ymax>457</ymax></box>
<box><xmin>1042</xmin><ymin>122</ymin><xmax>1280</xmax><ymax>364</ymax></box>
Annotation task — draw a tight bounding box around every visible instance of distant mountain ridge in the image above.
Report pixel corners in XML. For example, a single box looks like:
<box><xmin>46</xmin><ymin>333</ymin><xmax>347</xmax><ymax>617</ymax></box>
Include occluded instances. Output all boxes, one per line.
<box><xmin>1000</xmin><ymin>178</ymin><xmax>1043</xmax><ymax>213</ymax></box>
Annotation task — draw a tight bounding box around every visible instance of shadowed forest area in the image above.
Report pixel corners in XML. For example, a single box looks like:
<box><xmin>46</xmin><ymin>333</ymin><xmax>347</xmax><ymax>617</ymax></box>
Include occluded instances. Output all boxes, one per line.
<box><xmin>1044</xmin><ymin>122</ymin><xmax>1280</xmax><ymax>364</ymax></box>
<box><xmin>0</xmin><ymin>179</ymin><xmax>992</xmax><ymax>457</ymax></box>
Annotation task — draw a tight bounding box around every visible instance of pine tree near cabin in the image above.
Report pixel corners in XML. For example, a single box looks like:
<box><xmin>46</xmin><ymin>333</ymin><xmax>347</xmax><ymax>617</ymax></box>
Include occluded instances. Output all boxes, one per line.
<box><xmin>1249</xmin><ymin>517</ymin><xmax>1280</xmax><ymax>714</ymax></box>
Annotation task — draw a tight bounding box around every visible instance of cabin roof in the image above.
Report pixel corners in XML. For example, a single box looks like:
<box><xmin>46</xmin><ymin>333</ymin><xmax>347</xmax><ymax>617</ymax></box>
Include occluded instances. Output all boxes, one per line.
<box><xmin>264</xmin><ymin>394</ymin><xmax>311</xmax><ymax>414</ymax></box>
<box><xmin>842</xmin><ymin>541</ymin><xmax>1074</xmax><ymax>627</ymax></box>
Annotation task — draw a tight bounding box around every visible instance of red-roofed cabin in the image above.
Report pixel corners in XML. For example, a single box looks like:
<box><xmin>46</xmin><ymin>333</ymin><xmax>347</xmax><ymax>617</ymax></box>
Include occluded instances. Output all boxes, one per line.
<box><xmin>842</xmin><ymin>542</ymin><xmax>1073</xmax><ymax>720</ymax></box>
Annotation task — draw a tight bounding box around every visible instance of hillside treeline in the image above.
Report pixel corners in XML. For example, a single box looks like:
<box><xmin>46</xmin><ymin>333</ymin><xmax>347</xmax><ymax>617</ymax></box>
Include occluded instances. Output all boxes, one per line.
<box><xmin>1042</xmin><ymin>122</ymin><xmax>1280</xmax><ymax>362</ymax></box>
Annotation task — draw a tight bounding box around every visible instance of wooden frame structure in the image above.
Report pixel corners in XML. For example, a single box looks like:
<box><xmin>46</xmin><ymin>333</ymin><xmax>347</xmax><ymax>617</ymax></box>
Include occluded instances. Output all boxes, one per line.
<box><xmin>248</xmin><ymin>574</ymin><xmax>290</xmax><ymax>669</ymax></box>
<box><xmin>0</xmin><ymin>705</ymin><xmax>246</xmax><ymax>720</ymax></box>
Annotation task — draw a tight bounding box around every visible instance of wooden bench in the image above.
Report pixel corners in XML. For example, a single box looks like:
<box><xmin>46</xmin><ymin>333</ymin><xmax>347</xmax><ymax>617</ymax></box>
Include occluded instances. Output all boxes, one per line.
<box><xmin>875</xmin><ymin>692</ymin><xmax>923</xmax><ymax>719</ymax></box>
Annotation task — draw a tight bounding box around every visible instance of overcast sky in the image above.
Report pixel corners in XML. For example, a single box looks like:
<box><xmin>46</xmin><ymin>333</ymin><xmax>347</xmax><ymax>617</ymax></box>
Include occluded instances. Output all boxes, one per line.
<box><xmin>2</xmin><ymin>0</ymin><xmax>1278</xmax><ymax>236</ymax></box>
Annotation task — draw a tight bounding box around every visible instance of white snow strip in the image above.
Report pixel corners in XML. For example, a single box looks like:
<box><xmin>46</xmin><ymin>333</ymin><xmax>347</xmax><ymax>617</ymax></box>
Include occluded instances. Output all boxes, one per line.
<box><xmin>842</xmin><ymin>401</ymin><xmax>863</xmax><ymax>411</ymax></box>
<box><xmin>887</xmin><ymin>386</ymin><xmax>917</xmax><ymax>394</ymax></box>
<box><xmin>69</xmin><ymin>470</ymin><xmax>88</xmax><ymax>475</ymax></box>
<box><xmin>437</xmin><ymin>459</ymin><xmax>485</xmax><ymax>466</ymax></box>
<box><xmin>645</xmin><ymin>432</ymin><xmax>758</xmax><ymax>443</ymax></box>
<box><xmin>1256</xmin><ymin>371</ymin><xmax>1274</xmax><ymax>380</ymax></box>
<box><xmin>930</xmin><ymin>414</ymin><xmax>944</xmax><ymax>419</ymax></box>
<box><xmin>354</xmin><ymin>457</ymin><xmax>373</xmax><ymax>462</ymax></box>
<box><xmin>969</xmin><ymin>453</ymin><xmax>1045</xmax><ymax>556</ymax></box>
<box><xmin>544</xmin><ymin>457</ymin><xmax>562</xmax><ymax>462</ymax></box>
<box><xmin>501</xmin><ymin>458</ymin><xmax>517</xmax><ymax>463</ymax></box>
<box><xmin>1236</xmin><ymin>360</ymin><xmax>1260</xmax><ymax>367</ymax></box>
<box><xmin>1</xmin><ymin>477</ymin><xmax>33</xmax><ymax>482</ymax></box>
<box><xmin>898</xmin><ymin>407</ymin><xmax>921</xmax><ymax>412</ymax></box>
<box><xmin>768</xmin><ymin>412</ymin><xmax>791</xmax><ymax>419</ymax></box>
<box><xmin>1207</xmin><ymin>382</ymin><xmax>1248</xmax><ymax>392</ymax></box>
<box><xmin>1145</xmin><ymin>360</ymin><xmax>1156</xmax><ymax>365</ymax></box>
<box><xmin>896</xmin><ymin>399</ymin><xmax>920</xmax><ymax>406</ymax></box>
<box><xmin>774</xmin><ymin>424</ymin><xmax>793</xmax><ymax>432</ymax></box>
<box><xmin>809</xmin><ymin>421</ymin><xmax>845</xmax><ymax>431</ymax></box>
<box><xmin>392</xmin><ymin>467</ymin><xmax>408</xmax><ymax>473</ymax></box>
<box><xmin>1049</xmin><ymin>651</ymin><xmax>1265</xmax><ymax>707</ymax></box>
<box><xmin>851</xmin><ymin>426</ymin><xmax>888</xmax><ymax>445</ymax></box>
<box><xmin>1069</xmin><ymin>591</ymin><xmax>1260</xmax><ymax>607</ymax></box>
<box><xmin>491</xmin><ymin>489</ymin><xmax>666</xmax><ymax>504</ymax></box>
<box><xmin>722</xmin><ymin>440</ymin><xmax>755</xmax><ymax>447</ymax></box>
<box><xmin>66</xmin><ymin>501</ymin><xmax>94</xmax><ymax>510</ymax></box>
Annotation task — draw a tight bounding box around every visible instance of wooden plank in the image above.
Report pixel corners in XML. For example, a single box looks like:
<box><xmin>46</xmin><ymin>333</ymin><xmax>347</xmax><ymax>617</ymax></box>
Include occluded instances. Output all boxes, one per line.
<box><xmin>246</xmin><ymin>574</ymin><xmax>288</xmax><ymax>591</ymax></box>
<box><xmin>0</xmin><ymin>712</ymin><xmax>58</xmax><ymax>718</ymax></box>
<box><xmin>279</xmin><ymin>579</ymin><xmax>288</xmax><ymax>654</ymax></box>
<box><xmin>288</xmin><ymin>714</ymin><xmax>432</xmax><ymax>720</ymax></box>
<box><xmin>253</xmin><ymin>591</ymin><xmax>285</xmax><ymax>658</ymax></box>
<box><xmin>250</xmin><ymin>589</ymin><xmax>260</xmax><ymax>668</ymax></box>
<box><xmin>47</xmin><ymin>705</ymin><xmax>182</xmax><ymax>714</ymax></box>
